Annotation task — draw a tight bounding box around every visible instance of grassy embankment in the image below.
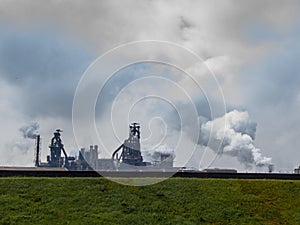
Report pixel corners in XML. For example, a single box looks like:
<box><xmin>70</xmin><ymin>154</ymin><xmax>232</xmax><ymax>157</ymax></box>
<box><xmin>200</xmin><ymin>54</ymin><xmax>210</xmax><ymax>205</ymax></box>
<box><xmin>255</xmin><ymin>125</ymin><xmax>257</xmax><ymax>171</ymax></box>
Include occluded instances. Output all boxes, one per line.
<box><xmin>0</xmin><ymin>177</ymin><xmax>300</xmax><ymax>224</ymax></box>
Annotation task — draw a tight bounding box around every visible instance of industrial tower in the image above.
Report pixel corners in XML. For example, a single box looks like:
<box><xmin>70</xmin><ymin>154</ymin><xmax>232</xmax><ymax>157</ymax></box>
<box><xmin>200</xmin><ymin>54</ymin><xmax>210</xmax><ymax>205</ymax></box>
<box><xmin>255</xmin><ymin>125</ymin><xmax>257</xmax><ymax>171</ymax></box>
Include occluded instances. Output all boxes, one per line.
<box><xmin>47</xmin><ymin>129</ymin><xmax>74</xmax><ymax>168</ymax></box>
<box><xmin>112</xmin><ymin>123</ymin><xmax>146</xmax><ymax>166</ymax></box>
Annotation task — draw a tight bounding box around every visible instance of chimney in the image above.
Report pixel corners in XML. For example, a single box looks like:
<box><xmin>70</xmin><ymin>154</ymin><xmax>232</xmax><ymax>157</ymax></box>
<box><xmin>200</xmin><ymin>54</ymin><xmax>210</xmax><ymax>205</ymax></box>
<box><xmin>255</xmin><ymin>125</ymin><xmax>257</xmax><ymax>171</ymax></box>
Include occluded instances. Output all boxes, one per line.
<box><xmin>35</xmin><ymin>135</ymin><xmax>41</xmax><ymax>167</ymax></box>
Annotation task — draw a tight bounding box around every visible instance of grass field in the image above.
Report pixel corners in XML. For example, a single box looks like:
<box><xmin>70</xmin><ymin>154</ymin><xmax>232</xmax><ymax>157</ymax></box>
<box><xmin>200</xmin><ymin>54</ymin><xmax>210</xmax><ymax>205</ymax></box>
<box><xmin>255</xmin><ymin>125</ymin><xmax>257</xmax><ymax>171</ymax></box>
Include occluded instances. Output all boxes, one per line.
<box><xmin>0</xmin><ymin>178</ymin><xmax>300</xmax><ymax>224</ymax></box>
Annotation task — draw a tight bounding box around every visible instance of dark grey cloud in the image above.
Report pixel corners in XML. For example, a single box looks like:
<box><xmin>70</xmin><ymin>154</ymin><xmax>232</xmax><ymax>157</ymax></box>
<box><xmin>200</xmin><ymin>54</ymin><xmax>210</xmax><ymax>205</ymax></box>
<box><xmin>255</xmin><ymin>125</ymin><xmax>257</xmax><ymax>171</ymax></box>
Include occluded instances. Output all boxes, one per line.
<box><xmin>0</xmin><ymin>27</ymin><xmax>94</xmax><ymax>118</ymax></box>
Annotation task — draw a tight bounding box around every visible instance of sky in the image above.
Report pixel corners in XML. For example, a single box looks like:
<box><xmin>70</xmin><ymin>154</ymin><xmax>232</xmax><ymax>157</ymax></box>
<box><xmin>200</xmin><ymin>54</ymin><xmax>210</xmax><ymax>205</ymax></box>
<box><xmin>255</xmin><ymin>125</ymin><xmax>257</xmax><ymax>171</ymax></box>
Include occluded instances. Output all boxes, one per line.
<box><xmin>0</xmin><ymin>0</ymin><xmax>299</xmax><ymax>172</ymax></box>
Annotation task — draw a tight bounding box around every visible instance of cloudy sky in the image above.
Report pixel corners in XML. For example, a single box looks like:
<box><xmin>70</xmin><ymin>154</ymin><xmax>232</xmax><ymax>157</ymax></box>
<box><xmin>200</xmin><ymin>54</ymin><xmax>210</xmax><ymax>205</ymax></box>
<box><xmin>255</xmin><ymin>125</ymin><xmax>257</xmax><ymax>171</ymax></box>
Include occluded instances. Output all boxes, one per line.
<box><xmin>0</xmin><ymin>0</ymin><xmax>299</xmax><ymax>172</ymax></box>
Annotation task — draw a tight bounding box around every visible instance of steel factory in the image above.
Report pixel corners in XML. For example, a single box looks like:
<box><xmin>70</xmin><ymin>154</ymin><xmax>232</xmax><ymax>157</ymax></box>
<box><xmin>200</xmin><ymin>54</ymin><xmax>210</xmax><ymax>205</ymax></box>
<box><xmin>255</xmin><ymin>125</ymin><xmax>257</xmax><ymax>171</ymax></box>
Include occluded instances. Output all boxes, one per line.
<box><xmin>34</xmin><ymin>123</ymin><xmax>174</xmax><ymax>171</ymax></box>
<box><xmin>0</xmin><ymin>122</ymin><xmax>299</xmax><ymax>180</ymax></box>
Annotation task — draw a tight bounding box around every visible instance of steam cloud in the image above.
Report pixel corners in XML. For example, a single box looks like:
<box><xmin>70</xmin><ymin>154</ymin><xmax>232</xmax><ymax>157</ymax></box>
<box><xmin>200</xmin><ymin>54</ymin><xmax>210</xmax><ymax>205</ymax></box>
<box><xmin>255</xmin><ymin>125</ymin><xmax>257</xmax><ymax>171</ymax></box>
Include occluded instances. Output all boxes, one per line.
<box><xmin>143</xmin><ymin>144</ymin><xmax>175</xmax><ymax>162</ymax></box>
<box><xmin>199</xmin><ymin>110</ymin><xmax>272</xmax><ymax>168</ymax></box>
<box><xmin>19</xmin><ymin>122</ymin><xmax>39</xmax><ymax>139</ymax></box>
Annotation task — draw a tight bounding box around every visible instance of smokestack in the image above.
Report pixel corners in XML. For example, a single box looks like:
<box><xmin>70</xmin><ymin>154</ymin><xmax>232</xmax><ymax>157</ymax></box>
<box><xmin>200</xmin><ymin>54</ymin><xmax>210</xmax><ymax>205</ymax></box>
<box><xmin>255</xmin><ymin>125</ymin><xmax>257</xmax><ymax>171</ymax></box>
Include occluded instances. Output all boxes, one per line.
<box><xmin>35</xmin><ymin>135</ymin><xmax>41</xmax><ymax>167</ymax></box>
<box><xmin>94</xmin><ymin>145</ymin><xmax>99</xmax><ymax>159</ymax></box>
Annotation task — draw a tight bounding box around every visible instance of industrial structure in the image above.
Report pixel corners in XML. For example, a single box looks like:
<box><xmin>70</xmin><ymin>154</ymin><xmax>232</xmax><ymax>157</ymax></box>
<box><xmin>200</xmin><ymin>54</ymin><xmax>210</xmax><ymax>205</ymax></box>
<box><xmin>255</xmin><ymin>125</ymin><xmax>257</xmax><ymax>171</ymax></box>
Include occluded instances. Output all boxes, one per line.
<box><xmin>35</xmin><ymin>123</ymin><xmax>174</xmax><ymax>171</ymax></box>
<box><xmin>0</xmin><ymin>121</ymin><xmax>295</xmax><ymax>177</ymax></box>
<box><xmin>112</xmin><ymin>123</ymin><xmax>147</xmax><ymax>167</ymax></box>
<box><xmin>34</xmin><ymin>135</ymin><xmax>41</xmax><ymax>167</ymax></box>
<box><xmin>37</xmin><ymin>129</ymin><xmax>77</xmax><ymax>170</ymax></box>
<box><xmin>32</xmin><ymin>123</ymin><xmax>282</xmax><ymax>174</ymax></box>
<box><xmin>78</xmin><ymin>145</ymin><xmax>99</xmax><ymax>170</ymax></box>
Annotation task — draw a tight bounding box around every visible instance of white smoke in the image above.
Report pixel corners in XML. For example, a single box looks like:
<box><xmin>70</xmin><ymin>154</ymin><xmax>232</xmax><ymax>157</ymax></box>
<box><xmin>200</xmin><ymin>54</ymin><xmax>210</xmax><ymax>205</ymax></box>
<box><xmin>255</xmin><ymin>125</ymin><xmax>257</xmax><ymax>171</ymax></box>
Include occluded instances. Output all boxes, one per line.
<box><xmin>2</xmin><ymin>122</ymin><xmax>40</xmax><ymax>166</ymax></box>
<box><xmin>19</xmin><ymin>122</ymin><xmax>39</xmax><ymax>139</ymax></box>
<box><xmin>199</xmin><ymin>110</ymin><xmax>272</xmax><ymax>168</ymax></box>
<box><xmin>142</xmin><ymin>144</ymin><xmax>175</xmax><ymax>162</ymax></box>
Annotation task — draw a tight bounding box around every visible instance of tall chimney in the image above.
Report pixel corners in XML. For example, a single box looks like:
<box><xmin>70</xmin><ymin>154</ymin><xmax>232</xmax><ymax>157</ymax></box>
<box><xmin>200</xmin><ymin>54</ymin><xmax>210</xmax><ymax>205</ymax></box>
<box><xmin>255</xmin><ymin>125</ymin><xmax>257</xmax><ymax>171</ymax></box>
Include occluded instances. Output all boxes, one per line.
<box><xmin>35</xmin><ymin>135</ymin><xmax>41</xmax><ymax>167</ymax></box>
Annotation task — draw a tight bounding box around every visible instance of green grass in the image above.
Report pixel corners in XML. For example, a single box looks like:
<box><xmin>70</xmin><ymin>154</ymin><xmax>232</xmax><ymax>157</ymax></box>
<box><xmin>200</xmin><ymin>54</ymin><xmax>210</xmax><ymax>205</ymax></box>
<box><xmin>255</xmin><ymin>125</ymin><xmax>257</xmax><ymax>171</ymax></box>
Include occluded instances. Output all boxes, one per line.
<box><xmin>0</xmin><ymin>178</ymin><xmax>300</xmax><ymax>225</ymax></box>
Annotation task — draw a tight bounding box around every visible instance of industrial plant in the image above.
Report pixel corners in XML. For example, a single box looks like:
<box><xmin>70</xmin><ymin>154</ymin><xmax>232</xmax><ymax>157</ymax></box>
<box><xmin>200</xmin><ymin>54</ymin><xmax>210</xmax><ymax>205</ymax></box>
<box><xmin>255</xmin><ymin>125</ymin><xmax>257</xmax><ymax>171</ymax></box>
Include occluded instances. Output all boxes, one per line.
<box><xmin>0</xmin><ymin>121</ymin><xmax>296</xmax><ymax>179</ymax></box>
<box><xmin>34</xmin><ymin>123</ymin><xmax>174</xmax><ymax>171</ymax></box>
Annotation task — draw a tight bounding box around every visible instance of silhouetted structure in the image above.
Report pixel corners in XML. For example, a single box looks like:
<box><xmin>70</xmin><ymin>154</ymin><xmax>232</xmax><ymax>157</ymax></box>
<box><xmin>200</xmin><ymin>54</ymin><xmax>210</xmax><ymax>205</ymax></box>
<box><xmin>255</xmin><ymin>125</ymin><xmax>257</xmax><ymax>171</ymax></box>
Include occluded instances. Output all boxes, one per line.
<box><xmin>34</xmin><ymin>135</ymin><xmax>41</xmax><ymax>167</ymax></box>
<box><xmin>112</xmin><ymin>123</ymin><xmax>146</xmax><ymax>166</ymax></box>
<box><xmin>37</xmin><ymin>129</ymin><xmax>76</xmax><ymax>169</ymax></box>
<box><xmin>35</xmin><ymin>124</ymin><xmax>175</xmax><ymax>171</ymax></box>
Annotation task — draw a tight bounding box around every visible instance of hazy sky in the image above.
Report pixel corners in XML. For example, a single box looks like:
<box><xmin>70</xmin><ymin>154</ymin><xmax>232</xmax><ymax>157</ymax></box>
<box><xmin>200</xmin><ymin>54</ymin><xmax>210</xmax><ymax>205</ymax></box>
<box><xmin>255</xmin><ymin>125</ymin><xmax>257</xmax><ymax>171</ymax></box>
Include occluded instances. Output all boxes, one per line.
<box><xmin>0</xmin><ymin>0</ymin><xmax>299</xmax><ymax>171</ymax></box>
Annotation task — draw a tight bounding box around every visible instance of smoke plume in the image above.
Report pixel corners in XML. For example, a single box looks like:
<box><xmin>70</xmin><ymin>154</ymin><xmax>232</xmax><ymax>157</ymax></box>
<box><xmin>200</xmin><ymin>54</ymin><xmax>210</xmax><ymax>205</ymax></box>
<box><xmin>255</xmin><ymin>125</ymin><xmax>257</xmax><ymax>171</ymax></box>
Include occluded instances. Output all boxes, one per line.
<box><xmin>143</xmin><ymin>144</ymin><xmax>175</xmax><ymax>162</ymax></box>
<box><xmin>199</xmin><ymin>110</ymin><xmax>272</xmax><ymax>168</ymax></box>
<box><xmin>19</xmin><ymin>122</ymin><xmax>39</xmax><ymax>139</ymax></box>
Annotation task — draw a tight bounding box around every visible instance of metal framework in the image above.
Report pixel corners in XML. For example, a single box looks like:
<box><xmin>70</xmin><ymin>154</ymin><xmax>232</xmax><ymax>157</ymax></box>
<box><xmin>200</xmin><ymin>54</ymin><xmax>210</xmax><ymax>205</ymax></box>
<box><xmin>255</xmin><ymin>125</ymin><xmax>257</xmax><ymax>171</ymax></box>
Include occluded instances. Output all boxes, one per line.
<box><xmin>48</xmin><ymin>129</ymin><xmax>69</xmax><ymax>167</ymax></box>
<box><xmin>112</xmin><ymin>123</ymin><xmax>145</xmax><ymax>166</ymax></box>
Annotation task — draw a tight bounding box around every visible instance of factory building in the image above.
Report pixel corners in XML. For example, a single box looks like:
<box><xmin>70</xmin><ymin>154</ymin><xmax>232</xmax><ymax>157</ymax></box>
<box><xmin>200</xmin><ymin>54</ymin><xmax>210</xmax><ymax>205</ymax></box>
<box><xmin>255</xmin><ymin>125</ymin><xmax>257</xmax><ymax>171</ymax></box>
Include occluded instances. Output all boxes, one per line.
<box><xmin>35</xmin><ymin>123</ymin><xmax>175</xmax><ymax>171</ymax></box>
<box><xmin>96</xmin><ymin>159</ymin><xmax>115</xmax><ymax>170</ymax></box>
<box><xmin>79</xmin><ymin>145</ymin><xmax>99</xmax><ymax>169</ymax></box>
